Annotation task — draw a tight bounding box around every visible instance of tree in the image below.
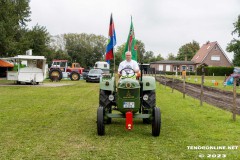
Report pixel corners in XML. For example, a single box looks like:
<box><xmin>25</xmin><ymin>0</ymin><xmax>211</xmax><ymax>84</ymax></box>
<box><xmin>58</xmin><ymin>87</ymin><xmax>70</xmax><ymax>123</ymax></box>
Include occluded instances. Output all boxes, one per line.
<box><xmin>109</xmin><ymin>44</ymin><xmax>125</xmax><ymax>70</ymax></box>
<box><xmin>0</xmin><ymin>0</ymin><xmax>31</xmax><ymax>56</ymax></box>
<box><xmin>176</xmin><ymin>40</ymin><xmax>200</xmax><ymax>61</ymax></box>
<box><xmin>50</xmin><ymin>34</ymin><xmax>66</xmax><ymax>51</ymax></box>
<box><xmin>64</xmin><ymin>33</ymin><xmax>107</xmax><ymax>68</ymax></box>
<box><xmin>25</xmin><ymin>25</ymin><xmax>50</xmax><ymax>56</ymax></box>
<box><xmin>167</xmin><ymin>53</ymin><xmax>176</xmax><ymax>60</ymax></box>
<box><xmin>154</xmin><ymin>53</ymin><xmax>164</xmax><ymax>61</ymax></box>
<box><xmin>143</xmin><ymin>51</ymin><xmax>154</xmax><ymax>63</ymax></box>
<box><xmin>227</xmin><ymin>15</ymin><xmax>240</xmax><ymax>66</ymax></box>
<box><xmin>136</xmin><ymin>40</ymin><xmax>146</xmax><ymax>62</ymax></box>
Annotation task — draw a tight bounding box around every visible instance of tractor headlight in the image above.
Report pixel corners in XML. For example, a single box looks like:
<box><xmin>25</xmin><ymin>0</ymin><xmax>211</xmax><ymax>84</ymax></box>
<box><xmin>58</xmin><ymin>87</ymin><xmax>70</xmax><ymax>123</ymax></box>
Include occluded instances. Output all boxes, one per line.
<box><xmin>143</xmin><ymin>94</ymin><xmax>148</xmax><ymax>101</ymax></box>
<box><xmin>109</xmin><ymin>95</ymin><xmax>114</xmax><ymax>101</ymax></box>
<box><xmin>105</xmin><ymin>81</ymin><xmax>109</xmax><ymax>86</ymax></box>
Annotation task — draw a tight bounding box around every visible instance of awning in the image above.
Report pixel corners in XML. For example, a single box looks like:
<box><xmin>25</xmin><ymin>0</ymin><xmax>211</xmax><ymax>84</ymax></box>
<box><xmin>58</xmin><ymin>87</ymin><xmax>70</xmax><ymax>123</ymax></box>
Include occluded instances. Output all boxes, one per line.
<box><xmin>0</xmin><ymin>59</ymin><xmax>14</xmax><ymax>67</ymax></box>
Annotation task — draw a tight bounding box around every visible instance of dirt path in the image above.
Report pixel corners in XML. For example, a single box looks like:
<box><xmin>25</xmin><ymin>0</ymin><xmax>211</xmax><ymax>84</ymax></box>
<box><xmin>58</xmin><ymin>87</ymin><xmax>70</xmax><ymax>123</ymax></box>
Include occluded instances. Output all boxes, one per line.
<box><xmin>155</xmin><ymin>76</ymin><xmax>240</xmax><ymax>114</ymax></box>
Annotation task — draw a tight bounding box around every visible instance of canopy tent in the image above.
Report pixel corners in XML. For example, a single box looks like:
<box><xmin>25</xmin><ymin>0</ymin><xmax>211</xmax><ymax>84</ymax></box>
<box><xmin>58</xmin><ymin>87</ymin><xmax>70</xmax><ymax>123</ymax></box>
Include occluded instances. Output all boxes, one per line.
<box><xmin>0</xmin><ymin>59</ymin><xmax>14</xmax><ymax>67</ymax></box>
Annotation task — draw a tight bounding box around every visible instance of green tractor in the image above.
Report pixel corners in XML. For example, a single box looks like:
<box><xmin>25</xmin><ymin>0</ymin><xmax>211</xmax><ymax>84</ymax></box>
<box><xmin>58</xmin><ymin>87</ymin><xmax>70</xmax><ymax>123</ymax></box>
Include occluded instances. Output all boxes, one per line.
<box><xmin>97</xmin><ymin>66</ymin><xmax>161</xmax><ymax>136</ymax></box>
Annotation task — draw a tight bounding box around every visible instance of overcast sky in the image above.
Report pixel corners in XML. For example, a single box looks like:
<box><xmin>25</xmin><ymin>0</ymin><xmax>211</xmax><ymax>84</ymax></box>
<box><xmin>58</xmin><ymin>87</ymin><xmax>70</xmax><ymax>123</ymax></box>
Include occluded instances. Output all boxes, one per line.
<box><xmin>28</xmin><ymin>0</ymin><xmax>240</xmax><ymax>60</ymax></box>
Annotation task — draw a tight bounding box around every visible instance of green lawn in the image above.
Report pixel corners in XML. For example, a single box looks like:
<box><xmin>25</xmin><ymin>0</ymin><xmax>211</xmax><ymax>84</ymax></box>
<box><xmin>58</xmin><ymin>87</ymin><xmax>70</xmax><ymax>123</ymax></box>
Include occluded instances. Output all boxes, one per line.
<box><xmin>0</xmin><ymin>80</ymin><xmax>239</xmax><ymax>159</ymax></box>
<box><xmin>162</xmin><ymin>75</ymin><xmax>238</xmax><ymax>92</ymax></box>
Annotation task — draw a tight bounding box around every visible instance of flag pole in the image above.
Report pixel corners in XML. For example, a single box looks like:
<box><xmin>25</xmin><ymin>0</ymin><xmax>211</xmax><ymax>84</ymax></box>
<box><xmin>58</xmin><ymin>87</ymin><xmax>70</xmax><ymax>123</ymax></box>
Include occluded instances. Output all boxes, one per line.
<box><xmin>113</xmin><ymin>49</ymin><xmax>115</xmax><ymax>73</ymax></box>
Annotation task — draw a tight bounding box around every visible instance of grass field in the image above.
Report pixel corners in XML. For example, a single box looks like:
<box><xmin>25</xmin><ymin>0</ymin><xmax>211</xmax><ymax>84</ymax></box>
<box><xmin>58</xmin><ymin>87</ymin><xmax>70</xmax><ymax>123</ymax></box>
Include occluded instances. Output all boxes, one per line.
<box><xmin>0</xmin><ymin>79</ymin><xmax>240</xmax><ymax>159</ymax></box>
<box><xmin>162</xmin><ymin>75</ymin><xmax>239</xmax><ymax>92</ymax></box>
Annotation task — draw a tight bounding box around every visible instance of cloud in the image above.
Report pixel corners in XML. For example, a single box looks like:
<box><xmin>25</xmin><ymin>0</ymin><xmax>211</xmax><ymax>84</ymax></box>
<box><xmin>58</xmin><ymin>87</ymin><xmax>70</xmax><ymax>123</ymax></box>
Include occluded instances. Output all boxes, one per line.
<box><xmin>28</xmin><ymin>0</ymin><xmax>240</xmax><ymax>60</ymax></box>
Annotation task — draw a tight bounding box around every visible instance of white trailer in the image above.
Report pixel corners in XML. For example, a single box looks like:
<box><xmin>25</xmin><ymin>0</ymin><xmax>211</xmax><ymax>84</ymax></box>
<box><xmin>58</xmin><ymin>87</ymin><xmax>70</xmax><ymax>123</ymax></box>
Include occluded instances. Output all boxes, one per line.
<box><xmin>6</xmin><ymin>55</ymin><xmax>46</xmax><ymax>84</ymax></box>
<box><xmin>94</xmin><ymin>61</ymin><xmax>109</xmax><ymax>69</ymax></box>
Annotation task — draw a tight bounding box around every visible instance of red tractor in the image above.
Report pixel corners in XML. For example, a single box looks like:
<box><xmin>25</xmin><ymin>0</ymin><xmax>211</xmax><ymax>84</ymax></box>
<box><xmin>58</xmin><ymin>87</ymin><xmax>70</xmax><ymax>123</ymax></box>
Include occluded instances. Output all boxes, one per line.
<box><xmin>49</xmin><ymin>60</ymin><xmax>84</xmax><ymax>81</ymax></box>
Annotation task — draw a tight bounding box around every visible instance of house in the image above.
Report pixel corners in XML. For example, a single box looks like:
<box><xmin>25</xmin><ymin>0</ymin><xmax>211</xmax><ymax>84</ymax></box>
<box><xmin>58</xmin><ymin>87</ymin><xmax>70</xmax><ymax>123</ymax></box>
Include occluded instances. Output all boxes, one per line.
<box><xmin>150</xmin><ymin>41</ymin><xmax>232</xmax><ymax>73</ymax></box>
<box><xmin>150</xmin><ymin>60</ymin><xmax>196</xmax><ymax>73</ymax></box>
<box><xmin>191</xmin><ymin>41</ymin><xmax>232</xmax><ymax>68</ymax></box>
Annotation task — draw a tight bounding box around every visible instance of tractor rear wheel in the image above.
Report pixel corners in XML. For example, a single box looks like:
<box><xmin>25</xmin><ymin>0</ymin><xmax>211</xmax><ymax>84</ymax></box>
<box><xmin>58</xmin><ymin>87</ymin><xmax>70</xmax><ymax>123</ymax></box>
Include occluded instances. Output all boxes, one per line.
<box><xmin>142</xmin><ymin>91</ymin><xmax>156</xmax><ymax>108</ymax></box>
<box><xmin>142</xmin><ymin>110</ymin><xmax>151</xmax><ymax>124</ymax></box>
<box><xmin>70</xmin><ymin>72</ymin><xmax>80</xmax><ymax>81</ymax></box>
<box><xmin>49</xmin><ymin>69</ymin><xmax>62</xmax><ymax>81</ymax></box>
<box><xmin>99</xmin><ymin>90</ymin><xmax>112</xmax><ymax>124</ymax></box>
<box><xmin>99</xmin><ymin>90</ymin><xmax>112</xmax><ymax>107</ymax></box>
<box><xmin>106</xmin><ymin>107</ymin><xmax>112</xmax><ymax>124</ymax></box>
<box><xmin>97</xmin><ymin>107</ymin><xmax>105</xmax><ymax>135</ymax></box>
<box><xmin>152</xmin><ymin>107</ymin><xmax>161</xmax><ymax>137</ymax></box>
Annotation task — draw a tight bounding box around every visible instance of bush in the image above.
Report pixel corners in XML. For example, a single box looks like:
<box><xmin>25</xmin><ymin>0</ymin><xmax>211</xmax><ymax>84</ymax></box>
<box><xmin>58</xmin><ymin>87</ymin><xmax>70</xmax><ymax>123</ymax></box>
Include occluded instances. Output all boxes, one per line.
<box><xmin>156</xmin><ymin>71</ymin><xmax>195</xmax><ymax>75</ymax></box>
<box><xmin>196</xmin><ymin>66</ymin><xmax>234</xmax><ymax>76</ymax></box>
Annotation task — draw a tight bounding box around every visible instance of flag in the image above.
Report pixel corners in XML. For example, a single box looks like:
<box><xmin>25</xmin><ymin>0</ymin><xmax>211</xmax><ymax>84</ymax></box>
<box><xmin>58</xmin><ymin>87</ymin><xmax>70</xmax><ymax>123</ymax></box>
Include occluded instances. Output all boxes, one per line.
<box><xmin>105</xmin><ymin>14</ymin><xmax>116</xmax><ymax>64</ymax></box>
<box><xmin>122</xmin><ymin>16</ymin><xmax>137</xmax><ymax>61</ymax></box>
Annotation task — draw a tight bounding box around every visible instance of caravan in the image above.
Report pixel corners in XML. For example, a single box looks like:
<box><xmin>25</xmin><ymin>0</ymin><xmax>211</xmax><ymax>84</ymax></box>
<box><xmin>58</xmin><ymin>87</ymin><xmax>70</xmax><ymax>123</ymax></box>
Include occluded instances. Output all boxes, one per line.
<box><xmin>6</xmin><ymin>55</ymin><xmax>47</xmax><ymax>84</ymax></box>
<box><xmin>94</xmin><ymin>61</ymin><xmax>109</xmax><ymax>70</ymax></box>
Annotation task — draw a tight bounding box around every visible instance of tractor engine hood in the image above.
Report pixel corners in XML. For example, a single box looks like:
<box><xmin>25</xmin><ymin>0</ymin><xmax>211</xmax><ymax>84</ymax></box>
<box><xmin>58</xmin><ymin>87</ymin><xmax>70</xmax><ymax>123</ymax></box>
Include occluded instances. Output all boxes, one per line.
<box><xmin>118</xmin><ymin>78</ymin><xmax>140</xmax><ymax>89</ymax></box>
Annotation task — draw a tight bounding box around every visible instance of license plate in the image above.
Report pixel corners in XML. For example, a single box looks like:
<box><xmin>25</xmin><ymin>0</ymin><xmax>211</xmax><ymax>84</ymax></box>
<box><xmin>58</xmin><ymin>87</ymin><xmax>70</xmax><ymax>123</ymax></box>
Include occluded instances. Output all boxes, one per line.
<box><xmin>123</xmin><ymin>102</ymin><xmax>135</xmax><ymax>108</ymax></box>
<box><xmin>90</xmin><ymin>77</ymin><xmax>96</xmax><ymax>79</ymax></box>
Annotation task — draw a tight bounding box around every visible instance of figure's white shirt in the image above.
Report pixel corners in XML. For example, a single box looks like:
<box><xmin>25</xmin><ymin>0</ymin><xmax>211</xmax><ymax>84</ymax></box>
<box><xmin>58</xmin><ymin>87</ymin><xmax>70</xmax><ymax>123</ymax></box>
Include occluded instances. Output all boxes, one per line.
<box><xmin>118</xmin><ymin>60</ymin><xmax>139</xmax><ymax>76</ymax></box>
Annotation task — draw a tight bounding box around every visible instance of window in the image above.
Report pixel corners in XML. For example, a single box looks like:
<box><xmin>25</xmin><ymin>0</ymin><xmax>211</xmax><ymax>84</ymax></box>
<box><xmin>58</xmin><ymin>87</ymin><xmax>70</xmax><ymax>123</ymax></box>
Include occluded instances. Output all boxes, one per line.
<box><xmin>215</xmin><ymin>46</ymin><xmax>218</xmax><ymax>50</ymax></box>
<box><xmin>166</xmin><ymin>65</ymin><xmax>171</xmax><ymax>71</ymax></box>
<box><xmin>189</xmin><ymin>65</ymin><xmax>193</xmax><ymax>72</ymax></box>
<box><xmin>173</xmin><ymin>66</ymin><xmax>177</xmax><ymax>72</ymax></box>
<box><xmin>182</xmin><ymin>65</ymin><xmax>186</xmax><ymax>71</ymax></box>
<box><xmin>211</xmin><ymin>55</ymin><xmax>220</xmax><ymax>61</ymax></box>
<box><xmin>104</xmin><ymin>64</ymin><xmax>107</xmax><ymax>68</ymax></box>
<box><xmin>159</xmin><ymin>65</ymin><xmax>163</xmax><ymax>71</ymax></box>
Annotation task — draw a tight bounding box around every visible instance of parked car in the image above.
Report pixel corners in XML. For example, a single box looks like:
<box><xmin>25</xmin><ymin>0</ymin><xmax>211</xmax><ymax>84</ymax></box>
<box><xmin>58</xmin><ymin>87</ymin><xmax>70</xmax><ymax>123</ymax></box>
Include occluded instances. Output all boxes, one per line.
<box><xmin>82</xmin><ymin>69</ymin><xmax>90</xmax><ymax>80</ymax></box>
<box><xmin>86</xmin><ymin>69</ymin><xmax>103</xmax><ymax>83</ymax></box>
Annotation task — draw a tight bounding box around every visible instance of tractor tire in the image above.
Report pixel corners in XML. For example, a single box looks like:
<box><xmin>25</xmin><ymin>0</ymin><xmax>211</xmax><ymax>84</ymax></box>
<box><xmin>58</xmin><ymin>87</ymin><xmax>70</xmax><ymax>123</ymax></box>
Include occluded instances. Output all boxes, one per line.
<box><xmin>99</xmin><ymin>90</ymin><xmax>112</xmax><ymax>124</ymax></box>
<box><xmin>106</xmin><ymin>107</ymin><xmax>112</xmax><ymax>124</ymax></box>
<box><xmin>142</xmin><ymin>110</ymin><xmax>151</xmax><ymax>124</ymax></box>
<box><xmin>99</xmin><ymin>90</ymin><xmax>112</xmax><ymax>109</ymax></box>
<box><xmin>97</xmin><ymin>107</ymin><xmax>105</xmax><ymax>136</ymax></box>
<box><xmin>142</xmin><ymin>91</ymin><xmax>156</xmax><ymax>109</ymax></box>
<box><xmin>70</xmin><ymin>72</ymin><xmax>80</xmax><ymax>81</ymax></box>
<box><xmin>152</xmin><ymin>107</ymin><xmax>161</xmax><ymax>137</ymax></box>
<box><xmin>49</xmin><ymin>69</ymin><xmax>62</xmax><ymax>81</ymax></box>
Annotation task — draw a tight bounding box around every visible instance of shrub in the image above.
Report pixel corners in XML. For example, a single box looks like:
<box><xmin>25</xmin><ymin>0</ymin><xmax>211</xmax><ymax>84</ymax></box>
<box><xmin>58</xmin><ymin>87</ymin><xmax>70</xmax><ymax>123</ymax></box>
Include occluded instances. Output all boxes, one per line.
<box><xmin>196</xmin><ymin>66</ymin><xmax>234</xmax><ymax>76</ymax></box>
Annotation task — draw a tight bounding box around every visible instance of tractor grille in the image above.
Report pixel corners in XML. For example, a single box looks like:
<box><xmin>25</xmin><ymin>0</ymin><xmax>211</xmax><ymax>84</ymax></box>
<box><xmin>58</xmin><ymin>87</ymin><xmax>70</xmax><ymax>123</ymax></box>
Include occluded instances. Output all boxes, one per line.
<box><xmin>118</xmin><ymin>88</ymin><xmax>139</xmax><ymax>99</ymax></box>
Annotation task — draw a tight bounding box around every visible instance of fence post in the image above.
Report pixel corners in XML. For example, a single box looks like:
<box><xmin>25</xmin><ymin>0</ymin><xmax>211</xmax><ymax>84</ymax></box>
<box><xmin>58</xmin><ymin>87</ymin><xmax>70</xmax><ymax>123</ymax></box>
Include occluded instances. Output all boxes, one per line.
<box><xmin>224</xmin><ymin>74</ymin><xmax>226</xmax><ymax>88</ymax></box>
<box><xmin>164</xmin><ymin>73</ymin><xmax>167</xmax><ymax>89</ymax></box>
<box><xmin>172</xmin><ymin>74</ymin><xmax>174</xmax><ymax>93</ymax></box>
<box><xmin>183</xmin><ymin>76</ymin><xmax>186</xmax><ymax>98</ymax></box>
<box><xmin>233</xmin><ymin>77</ymin><xmax>236</xmax><ymax>121</ymax></box>
<box><xmin>200</xmin><ymin>66</ymin><xmax>205</xmax><ymax>106</ymax></box>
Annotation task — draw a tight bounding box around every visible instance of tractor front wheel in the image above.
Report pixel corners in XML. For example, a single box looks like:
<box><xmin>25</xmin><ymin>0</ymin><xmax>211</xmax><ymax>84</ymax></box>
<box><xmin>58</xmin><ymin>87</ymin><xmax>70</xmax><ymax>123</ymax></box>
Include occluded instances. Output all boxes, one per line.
<box><xmin>70</xmin><ymin>72</ymin><xmax>80</xmax><ymax>81</ymax></box>
<box><xmin>152</xmin><ymin>107</ymin><xmax>161</xmax><ymax>137</ymax></box>
<box><xmin>97</xmin><ymin>107</ymin><xmax>105</xmax><ymax>135</ymax></box>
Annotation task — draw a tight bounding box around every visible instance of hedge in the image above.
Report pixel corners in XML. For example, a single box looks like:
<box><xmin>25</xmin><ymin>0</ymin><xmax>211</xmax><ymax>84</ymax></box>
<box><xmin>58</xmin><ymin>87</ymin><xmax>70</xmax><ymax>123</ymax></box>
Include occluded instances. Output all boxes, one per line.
<box><xmin>196</xmin><ymin>66</ymin><xmax>234</xmax><ymax>76</ymax></box>
<box><xmin>156</xmin><ymin>71</ymin><xmax>196</xmax><ymax>75</ymax></box>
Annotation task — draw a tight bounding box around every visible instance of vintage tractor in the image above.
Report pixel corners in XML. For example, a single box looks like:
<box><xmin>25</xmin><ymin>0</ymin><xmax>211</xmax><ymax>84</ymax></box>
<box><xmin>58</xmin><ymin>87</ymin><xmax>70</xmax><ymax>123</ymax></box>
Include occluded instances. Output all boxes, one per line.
<box><xmin>49</xmin><ymin>60</ymin><xmax>84</xmax><ymax>81</ymax></box>
<box><xmin>97</xmin><ymin>66</ymin><xmax>161</xmax><ymax>136</ymax></box>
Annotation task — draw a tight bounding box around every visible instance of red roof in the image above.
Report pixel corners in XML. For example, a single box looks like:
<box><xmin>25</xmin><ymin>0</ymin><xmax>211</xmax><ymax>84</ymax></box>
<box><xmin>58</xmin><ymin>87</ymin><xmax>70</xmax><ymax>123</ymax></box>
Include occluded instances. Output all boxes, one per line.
<box><xmin>191</xmin><ymin>41</ymin><xmax>217</xmax><ymax>63</ymax></box>
<box><xmin>0</xmin><ymin>59</ymin><xmax>14</xmax><ymax>67</ymax></box>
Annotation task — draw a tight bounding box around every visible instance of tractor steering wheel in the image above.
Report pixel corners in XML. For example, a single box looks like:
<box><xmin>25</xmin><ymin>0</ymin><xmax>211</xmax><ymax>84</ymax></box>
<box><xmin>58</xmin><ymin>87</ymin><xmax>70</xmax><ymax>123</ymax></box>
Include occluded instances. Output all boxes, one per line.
<box><xmin>120</xmin><ymin>68</ymin><xmax>136</xmax><ymax>78</ymax></box>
